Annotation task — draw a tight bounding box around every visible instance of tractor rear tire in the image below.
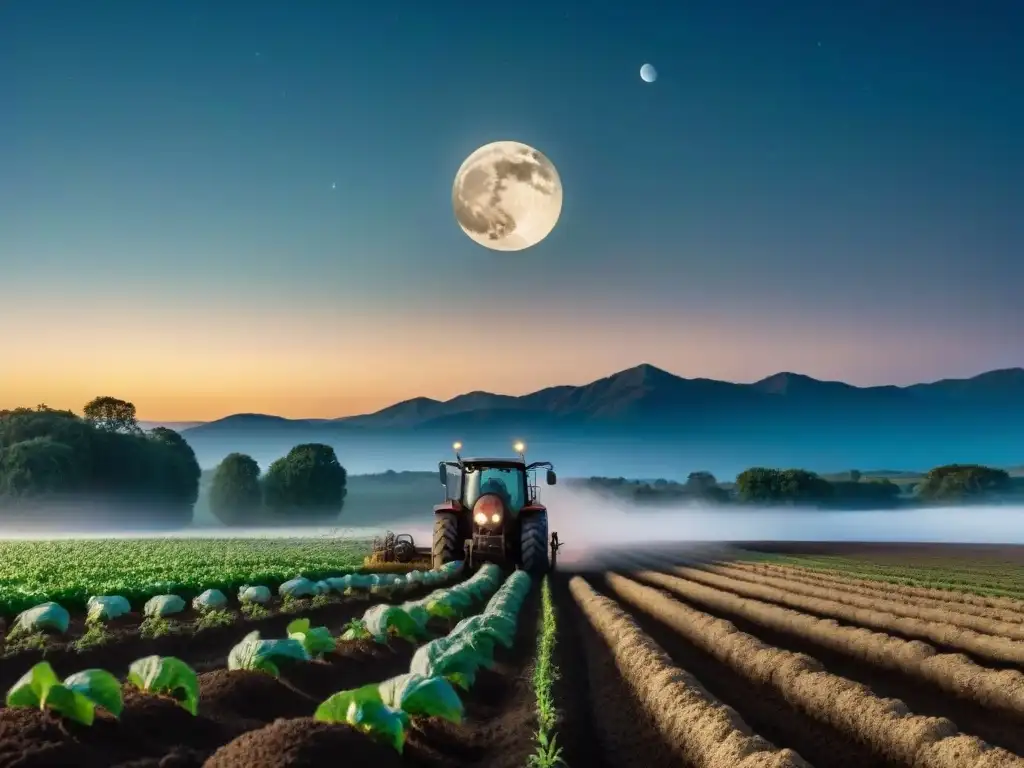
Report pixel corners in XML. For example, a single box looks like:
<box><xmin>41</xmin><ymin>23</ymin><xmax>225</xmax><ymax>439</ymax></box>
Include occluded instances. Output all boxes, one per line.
<box><xmin>432</xmin><ymin>513</ymin><xmax>460</xmax><ymax>571</ymax></box>
<box><xmin>520</xmin><ymin>511</ymin><xmax>549</xmax><ymax>575</ymax></box>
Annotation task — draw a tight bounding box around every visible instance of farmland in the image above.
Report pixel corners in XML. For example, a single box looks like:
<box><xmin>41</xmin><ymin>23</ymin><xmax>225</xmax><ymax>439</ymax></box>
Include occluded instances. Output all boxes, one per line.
<box><xmin>5</xmin><ymin>541</ymin><xmax>1024</xmax><ymax>766</ymax></box>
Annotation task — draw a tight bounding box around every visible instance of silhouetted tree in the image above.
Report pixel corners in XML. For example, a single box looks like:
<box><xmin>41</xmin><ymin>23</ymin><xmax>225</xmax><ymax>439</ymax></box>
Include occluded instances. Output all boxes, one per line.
<box><xmin>849</xmin><ymin>469</ymin><xmax>862</xmax><ymax>483</ymax></box>
<box><xmin>917</xmin><ymin>464</ymin><xmax>1010</xmax><ymax>501</ymax></box>
<box><xmin>209</xmin><ymin>453</ymin><xmax>262</xmax><ymax>525</ymax></box>
<box><xmin>83</xmin><ymin>396</ymin><xmax>140</xmax><ymax>434</ymax></box>
<box><xmin>0</xmin><ymin>400</ymin><xmax>197</xmax><ymax>526</ymax></box>
<box><xmin>263</xmin><ymin>443</ymin><xmax>347</xmax><ymax>521</ymax></box>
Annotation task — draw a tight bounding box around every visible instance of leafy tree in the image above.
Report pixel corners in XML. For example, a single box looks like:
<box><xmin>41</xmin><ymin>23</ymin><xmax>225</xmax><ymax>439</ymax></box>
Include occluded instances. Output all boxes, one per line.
<box><xmin>736</xmin><ymin>467</ymin><xmax>831</xmax><ymax>504</ymax></box>
<box><xmin>0</xmin><ymin>437</ymin><xmax>82</xmax><ymax>496</ymax></box>
<box><xmin>0</xmin><ymin>400</ymin><xmax>197</xmax><ymax>527</ymax></box>
<box><xmin>736</xmin><ymin>467</ymin><xmax>783</xmax><ymax>502</ymax></box>
<box><xmin>83</xmin><ymin>396</ymin><xmax>140</xmax><ymax>434</ymax></box>
<box><xmin>685</xmin><ymin>471</ymin><xmax>718</xmax><ymax>493</ymax></box>
<box><xmin>209</xmin><ymin>453</ymin><xmax>263</xmax><ymax>525</ymax></box>
<box><xmin>263</xmin><ymin>443</ymin><xmax>347</xmax><ymax>521</ymax></box>
<box><xmin>917</xmin><ymin>464</ymin><xmax>1011</xmax><ymax>501</ymax></box>
<box><xmin>147</xmin><ymin>427</ymin><xmax>202</xmax><ymax>508</ymax></box>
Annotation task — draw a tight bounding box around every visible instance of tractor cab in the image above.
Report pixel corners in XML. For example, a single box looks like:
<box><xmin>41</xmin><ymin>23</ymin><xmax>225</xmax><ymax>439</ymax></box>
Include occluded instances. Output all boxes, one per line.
<box><xmin>432</xmin><ymin>442</ymin><xmax>557</xmax><ymax>573</ymax></box>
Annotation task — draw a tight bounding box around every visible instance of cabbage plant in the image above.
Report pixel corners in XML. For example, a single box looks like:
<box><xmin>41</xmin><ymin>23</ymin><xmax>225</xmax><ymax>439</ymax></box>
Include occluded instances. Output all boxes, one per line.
<box><xmin>315</xmin><ymin>673</ymin><xmax>463</xmax><ymax>753</ymax></box>
<box><xmin>5</xmin><ymin>661</ymin><xmax>122</xmax><ymax>725</ymax></box>
<box><xmin>127</xmin><ymin>655</ymin><xmax>200</xmax><ymax>715</ymax></box>
<box><xmin>286</xmin><ymin>618</ymin><xmax>335</xmax><ymax>657</ymax></box>
<box><xmin>228</xmin><ymin>630</ymin><xmax>309</xmax><ymax>676</ymax></box>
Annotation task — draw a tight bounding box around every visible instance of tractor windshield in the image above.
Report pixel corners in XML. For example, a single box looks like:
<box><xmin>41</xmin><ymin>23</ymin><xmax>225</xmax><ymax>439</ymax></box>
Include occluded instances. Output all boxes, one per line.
<box><xmin>463</xmin><ymin>466</ymin><xmax>525</xmax><ymax>513</ymax></box>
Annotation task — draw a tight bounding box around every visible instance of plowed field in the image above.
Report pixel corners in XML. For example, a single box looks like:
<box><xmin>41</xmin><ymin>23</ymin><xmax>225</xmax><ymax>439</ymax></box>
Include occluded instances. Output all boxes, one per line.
<box><xmin>6</xmin><ymin>543</ymin><xmax>1024</xmax><ymax>766</ymax></box>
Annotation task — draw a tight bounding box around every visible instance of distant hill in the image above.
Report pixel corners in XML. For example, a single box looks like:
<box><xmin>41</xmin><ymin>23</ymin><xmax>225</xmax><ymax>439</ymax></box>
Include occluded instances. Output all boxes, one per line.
<box><xmin>178</xmin><ymin>364</ymin><xmax>1024</xmax><ymax>478</ymax></box>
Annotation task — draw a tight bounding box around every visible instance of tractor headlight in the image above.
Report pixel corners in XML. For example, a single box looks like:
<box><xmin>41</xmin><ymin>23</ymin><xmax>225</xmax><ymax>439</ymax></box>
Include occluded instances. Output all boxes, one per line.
<box><xmin>474</xmin><ymin>511</ymin><xmax>488</xmax><ymax>526</ymax></box>
<box><xmin>490</xmin><ymin>512</ymin><xmax>501</xmax><ymax>524</ymax></box>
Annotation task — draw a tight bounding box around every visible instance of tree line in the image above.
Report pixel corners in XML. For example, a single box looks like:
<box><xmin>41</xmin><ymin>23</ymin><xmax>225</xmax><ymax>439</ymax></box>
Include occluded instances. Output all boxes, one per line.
<box><xmin>582</xmin><ymin>463</ymin><xmax>1018</xmax><ymax>507</ymax></box>
<box><xmin>0</xmin><ymin>397</ymin><xmax>200</xmax><ymax>525</ymax></box>
<box><xmin>0</xmin><ymin>397</ymin><xmax>348</xmax><ymax>527</ymax></box>
<box><xmin>206</xmin><ymin>447</ymin><xmax>347</xmax><ymax>525</ymax></box>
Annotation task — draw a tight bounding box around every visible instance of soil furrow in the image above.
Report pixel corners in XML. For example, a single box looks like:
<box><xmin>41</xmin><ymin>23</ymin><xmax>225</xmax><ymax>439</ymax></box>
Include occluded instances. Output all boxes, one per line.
<box><xmin>587</xmin><ymin>573</ymin><xmax>878</xmax><ymax>768</ymax></box>
<box><xmin>602</xmin><ymin>572</ymin><xmax>1024</xmax><ymax>768</ymax></box>
<box><xmin>727</xmin><ymin>562</ymin><xmax>1024</xmax><ymax>624</ymax></box>
<box><xmin>705</xmin><ymin>563</ymin><xmax>1024</xmax><ymax>640</ymax></box>
<box><xmin>547</xmin><ymin>574</ymin><xmax>610</xmax><ymax>768</ymax></box>
<box><xmin>629</xmin><ymin>569</ymin><xmax>1024</xmax><ymax>756</ymax></box>
<box><xmin>569</xmin><ymin>575</ymin><xmax>810</xmax><ymax>768</ymax></box>
<box><xmin>670</xmin><ymin>565</ymin><xmax>1024</xmax><ymax>667</ymax></box>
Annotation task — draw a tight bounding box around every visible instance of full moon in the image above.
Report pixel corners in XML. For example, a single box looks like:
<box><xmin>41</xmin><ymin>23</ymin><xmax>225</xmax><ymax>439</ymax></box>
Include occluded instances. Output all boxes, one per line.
<box><xmin>640</xmin><ymin>63</ymin><xmax>657</xmax><ymax>83</ymax></box>
<box><xmin>452</xmin><ymin>140</ymin><xmax>563</xmax><ymax>251</ymax></box>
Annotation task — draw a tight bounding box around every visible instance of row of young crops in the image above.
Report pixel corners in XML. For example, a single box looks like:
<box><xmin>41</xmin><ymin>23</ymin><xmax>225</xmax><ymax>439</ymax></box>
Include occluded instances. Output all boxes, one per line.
<box><xmin>0</xmin><ymin>557</ymin><xmax>565</xmax><ymax>767</ymax></box>
<box><xmin>558</xmin><ymin>553</ymin><xmax>1024</xmax><ymax>768</ymax></box>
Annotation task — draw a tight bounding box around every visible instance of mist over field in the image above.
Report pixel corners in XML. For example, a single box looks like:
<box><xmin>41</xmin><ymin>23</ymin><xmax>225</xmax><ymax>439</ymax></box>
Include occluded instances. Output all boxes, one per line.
<box><xmin>6</xmin><ymin>484</ymin><xmax>1024</xmax><ymax>570</ymax></box>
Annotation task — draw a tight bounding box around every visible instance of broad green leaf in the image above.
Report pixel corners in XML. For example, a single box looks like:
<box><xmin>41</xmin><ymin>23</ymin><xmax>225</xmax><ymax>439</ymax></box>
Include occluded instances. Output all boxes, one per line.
<box><xmin>314</xmin><ymin>683</ymin><xmax>384</xmax><ymax>722</ymax></box>
<box><xmin>291</xmin><ymin>626</ymin><xmax>335</xmax><ymax>656</ymax></box>
<box><xmin>362</xmin><ymin>604</ymin><xmax>421</xmax><ymax>643</ymax></box>
<box><xmin>64</xmin><ymin>669</ymin><xmax>124</xmax><ymax>717</ymax></box>
<box><xmin>127</xmin><ymin>656</ymin><xmax>199</xmax><ymax>715</ymax></box>
<box><xmin>5</xmin><ymin>661</ymin><xmax>60</xmax><ymax>709</ymax></box>
<box><xmin>286</xmin><ymin>618</ymin><xmax>310</xmax><ymax>636</ymax></box>
<box><xmin>228</xmin><ymin>632</ymin><xmax>309</xmax><ymax>677</ymax></box>
<box><xmin>352</xmin><ymin>700</ymin><xmax>407</xmax><ymax>752</ymax></box>
<box><xmin>43</xmin><ymin>683</ymin><xmax>95</xmax><ymax>726</ymax></box>
<box><xmin>410</xmin><ymin>638</ymin><xmax>487</xmax><ymax>690</ymax></box>
<box><xmin>378</xmin><ymin>673</ymin><xmax>463</xmax><ymax>723</ymax></box>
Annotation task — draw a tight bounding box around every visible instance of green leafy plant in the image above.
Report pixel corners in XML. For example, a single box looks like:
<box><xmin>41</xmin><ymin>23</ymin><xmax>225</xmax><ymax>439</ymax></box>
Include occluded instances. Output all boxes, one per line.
<box><xmin>240</xmin><ymin>602</ymin><xmax>269</xmax><ymax>620</ymax></box>
<box><xmin>528</xmin><ymin>577</ymin><xmax>567</xmax><ymax>767</ymax></box>
<box><xmin>3</xmin><ymin>629</ymin><xmax>48</xmax><ymax>654</ymax></box>
<box><xmin>310</xmin><ymin>593</ymin><xmax>332</xmax><ymax>609</ymax></box>
<box><xmin>527</xmin><ymin>730</ymin><xmax>567</xmax><ymax>768</ymax></box>
<box><xmin>139</xmin><ymin>616</ymin><xmax>175</xmax><ymax>639</ymax></box>
<box><xmin>279</xmin><ymin>594</ymin><xmax>309</xmax><ymax>614</ymax></box>
<box><xmin>286</xmin><ymin>618</ymin><xmax>335</xmax><ymax>656</ymax></box>
<box><xmin>315</xmin><ymin>673</ymin><xmax>463</xmax><ymax>753</ymax></box>
<box><xmin>73</xmin><ymin>619</ymin><xmax>112</xmax><ymax>651</ymax></box>
<box><xmin>6</xmin><ymin>661</ymin><xmax>122</xmax><ymax>725</ymax></box>
<box><xmin>361</xmin><ymin>604</ymin><xmax>423</xmax><ymax>643</ymax></box>
<box><xmin>228</xmin><ymin>630</ymin><xmax>309</xmax><ymax>676</ymax></box>
<box><xmin>127</xmin><ymin>655</ymin><xmax>200</xmax><ymax>715</ymax></box>
<box><xmin>195</xmin><ymin>609</ymin><xmax>236</xmax><ymax>632</ymax></box>
<box><xmin>340</xmin><ymin>618</ymin><xmax>371</xmax><ymax>641</ymax></box>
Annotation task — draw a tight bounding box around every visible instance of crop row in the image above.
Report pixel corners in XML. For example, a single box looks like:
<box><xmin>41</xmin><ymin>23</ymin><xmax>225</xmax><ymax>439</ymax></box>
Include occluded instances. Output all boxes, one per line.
<box><xmin>634</xmin><ymin>569</ymin><xmax>1024</xmax><ymax>718</ymax></box>
<box><xmin>704</xmin><ymin>562</ymin><xmax>1024</xmax><ymax>640</ymax></box>
<box><xmin>2</xmin><ymin>561</ymin><xmax>478</xmax><ymax>729</ymax></box>
<box><xmin>727</xmin><ymin>561</ymin><xmax>1024</xmax><ymax>624</ymax></box>
<box><xmin>0</xmin><ymin>537</ymin><xmax>377</xmax><ymax>616</ymax></box>
<box><xmin>569</xmin><ymin>575</ymin><xmax>808</xmax><ymax>768</ymax></box>
<box><xmin>2</xmin><ymin>562</ymin><xmax>462</xmax><ymax>656</ymax></box>
<box><xmin>737</xmin><ymin>552</ymin><xmax>1024</xmax><ymax>601</ymax></box>
<box><xmin>292</xmin><ymin>566</ymin><xmax>533</xmax><ymax>756</ymax></box>
<box><xmin>602</xmin><ymin>572</ymin><xmax>1022</xmax><ymax>768</ymax></box>
<box><xmin>672</xmin><ymin>565</ymin><xmax>1024</xmax><ymax>666</ymax></box>
<box><xmin>4</xmin><ymin>560</ymin><xmax>539</xmax><ymax>767</ymax></box>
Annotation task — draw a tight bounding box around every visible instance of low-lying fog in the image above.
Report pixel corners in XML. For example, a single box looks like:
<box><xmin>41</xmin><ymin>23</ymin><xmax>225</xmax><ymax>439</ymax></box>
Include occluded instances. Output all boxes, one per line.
<box><xmin>3</xmin><ymin>485</ymin><xmax>1024</xmax><ymax>569</ymax></box>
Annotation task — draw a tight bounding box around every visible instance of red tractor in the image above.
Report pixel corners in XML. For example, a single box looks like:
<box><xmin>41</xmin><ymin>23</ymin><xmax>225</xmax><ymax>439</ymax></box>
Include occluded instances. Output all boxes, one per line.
<box><xmin>432</xmin><ymin>441</ymin><xmax>556</xmax><ymax>574</ymax></box>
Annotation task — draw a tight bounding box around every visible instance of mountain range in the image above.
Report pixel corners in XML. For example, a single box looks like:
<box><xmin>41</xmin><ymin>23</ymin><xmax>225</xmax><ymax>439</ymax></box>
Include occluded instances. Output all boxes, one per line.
<box><xmin>176</xmin><ymin>365</ymin><xmax>1024</xmax><ymax>479</ymax></box>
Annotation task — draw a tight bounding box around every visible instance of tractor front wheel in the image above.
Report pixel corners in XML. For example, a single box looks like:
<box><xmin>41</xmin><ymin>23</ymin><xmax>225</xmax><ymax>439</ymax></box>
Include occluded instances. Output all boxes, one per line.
<box><xmin>432</xmin><ymin>512</ymin><xmax>460</xmax><ymax>570</ymax></box>
<box><xmin>520</xmin><ymin>511</ymin><xmax>549</xmax><ymax>575</ymax></box>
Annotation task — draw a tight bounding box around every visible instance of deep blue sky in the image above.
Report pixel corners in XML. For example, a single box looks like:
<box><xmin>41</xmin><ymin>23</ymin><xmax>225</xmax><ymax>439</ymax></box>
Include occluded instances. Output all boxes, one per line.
<box><xmin>1</xmin><ymin>1</ymin><xmax>1021</xmax><ymax>418</ymax></box>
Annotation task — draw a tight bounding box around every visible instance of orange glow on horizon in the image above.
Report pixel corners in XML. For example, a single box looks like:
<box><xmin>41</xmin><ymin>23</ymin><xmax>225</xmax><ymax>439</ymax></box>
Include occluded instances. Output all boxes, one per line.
<box><xmin>1</xmin><ymin>294</ymin><xmax>949</xmax><ymax>421</ymax></box>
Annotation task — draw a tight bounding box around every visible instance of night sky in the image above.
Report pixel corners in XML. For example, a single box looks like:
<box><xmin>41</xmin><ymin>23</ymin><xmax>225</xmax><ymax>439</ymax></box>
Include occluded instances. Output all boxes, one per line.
<box><xmin>1</xmin><ymin>1</ymin><xmax>1021</xmax><ymax>419</ymax></box>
